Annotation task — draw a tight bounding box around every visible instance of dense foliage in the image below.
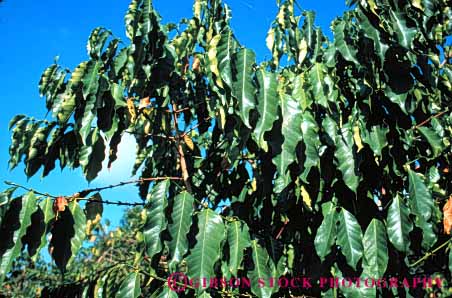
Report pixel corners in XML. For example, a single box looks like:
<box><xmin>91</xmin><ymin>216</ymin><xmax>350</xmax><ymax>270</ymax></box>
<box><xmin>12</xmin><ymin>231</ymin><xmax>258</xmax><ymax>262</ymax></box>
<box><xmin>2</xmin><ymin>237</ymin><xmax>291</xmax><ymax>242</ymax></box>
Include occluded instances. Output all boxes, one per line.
<box><xmin>2</xmin><ymin>0</ymin><xmax>452</xmax><ymax>297</ymax></box>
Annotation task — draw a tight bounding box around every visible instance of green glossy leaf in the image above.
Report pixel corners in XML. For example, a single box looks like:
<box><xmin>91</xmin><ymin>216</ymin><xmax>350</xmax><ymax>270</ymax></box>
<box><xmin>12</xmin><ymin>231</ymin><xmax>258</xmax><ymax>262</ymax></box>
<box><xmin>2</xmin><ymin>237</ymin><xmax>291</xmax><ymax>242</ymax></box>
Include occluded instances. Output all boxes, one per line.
<box><xmin>226</xmin><ymin>220</ymin><xmax>251</xmax><ymax>277</ymax></box>
<box><xmin>186</xmin><ymin>209</ymin><xmax>225</xmax><ymax>295</ymax></box>
<box><xmin>337</xmin><ymin>208</ymin><xmax>363</xmax><ymax>270</ymax></box>
<box><xmin>314</xmin><ymin>202</ymin><xmax>337</xmax><ymax>261</ymax></box>
<box><xmin>232</xmin><ymin>48</ymin><xmax>256</xmax><ymax>128</ymax></box>
<box><xmin>253</xmin><ymin>69</ymin><xmax>279</xmax><ymax>152</ymax></box>
<box><xmin>166</xmin><ymin>191</ymin><xmax>194</xmax><ymax>271</ymax></box>
<box><xmin>157</xmin><ymin>287</ymin><xmax>177</xmax><ymax>298</ymax></box>
<box><xmin>217</xmin><ymin>30</ymin><xmax>238</xmax><ymax>88</ymax></box>
<box><xmin>87</xmin><ymin>27</ymin><xmax>111</xmax><ymax>59</ymax></box>
<box><xmin>300</xmin><ymin>110</ymin><xmax>320</xmax><ymax>182</ymax></box>
<box><xmin>362</xmin><ymin>219</ymin><xmax>388</xmax><ymax>278</ymax></box>
<box><xmin>292</xmin><ymin>74</ymin><xmax>311</xmax><ymax>111</ymax></box>
<box><xmin>335</xmin><ymin>123</ymin><xmax>359</xmax><ymax>192</ymax></box>
<box><xmin>417</xmin><ymin>126</ymin><xmax>444</xmax><ymax>157</ymax></box>
<box><xmin>362</xmin><ymin>125</ymin><xmax>388</xmax><ymax>157</ymax></box>
<box><xmin>0</xmin><ymin>192</ymin><xmax>37</xmax><ymax>283</ymax></box>
<box><xmin>54</xmin><ymin>61</ymin><xmax>88</xmax><ymax>123</ymax></box>
<box><xmin>115</xmin><ymin>271</ymin><xmax>141</xmax><ymax>298</ymax></box>
<box><xmin>415</xmin><ymin>216</ymin><xmax>437</xmax><ymax>250</ymax></box>
<box><xmin>111</xmin><ymin>83</ymin><xmax>127</xmax><ymax>108</ymax></box>
<box><xmin>38</xmin><ymin>64</ymin><xmax>67</xmax><ymax>111</ymax></box>
<box><xmin>408</xmin><ymin>169</ymin><xmax>433</xmax><ymax>221</ymax></box>
<box><xmin>389</xmin><ymin>10</ymin><xmax>417</xmax><ymax>49</ymax></box>
<box><xmin>309</xmin><ymin>63</ymin><xmax>329</xmax><ymax>108</ymax></box>
<box><xmin>386</xmin><ymin>195</ymin><xmax>413</xmax><ymax>253</ymax></box>
<box><xmin>333</xmin><ymin>18</ymin><xmax>358</xmax><ymax>64</ymax></box>
<box><xmin>358</xmin><ymin>10</ymin><xmax>388</xmax><ymax>65</ymax></box>
<box><xmin>125</xmin><ymin>0</ymin><xmax>141</xmax><ymax>40</ymax></box>
<box><xmin>143</xmin><ymin>180</ymin><xmax>170</xmax><ymax>260</ymax></box>
<box><xmin>335</xmin><ymin>266</ymin><xmax>376</xmax><ymax>298</ymax></box>
<box><xmin>249</xmin><ymin>240</ymin><xmax>278</xmax><ymax>298</ymax></box>
<box><xmin>273</xmin><ymin>94</ymin><xmax>303</xmax><ymax>193</ymax></box>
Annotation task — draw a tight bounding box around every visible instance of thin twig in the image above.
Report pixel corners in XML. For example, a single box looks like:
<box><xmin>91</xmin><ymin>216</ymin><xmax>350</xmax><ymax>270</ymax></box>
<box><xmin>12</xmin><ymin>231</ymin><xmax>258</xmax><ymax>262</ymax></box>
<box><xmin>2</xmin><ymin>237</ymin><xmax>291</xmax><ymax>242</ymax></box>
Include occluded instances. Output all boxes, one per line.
<box><xmin>408</xmin><ymin>239</ymin><xmax>451</xmax><ymax>267</ymax></box>
<box><xmin>4</xmin><ymin>181</ymin><xmax>58</xmax><ymax>198</ymax></box>
<box><xmin>76</xmin><ymin>197</ymin><xmax>145</xmax><ymax>206</ymax></box>
<box><xmin>180</xmin><ymin>116</ymin><xmax>212</xmax><ymax>138</ymax></box>
<box><xmin>412</xmin><ymin>110</ymin><xmax>448</xmax><ymax>130</ymax></box>
<box><xmin>73</xmin><ymin>176</ymin><xmax>183</xmax><ymax>197</ymax></box>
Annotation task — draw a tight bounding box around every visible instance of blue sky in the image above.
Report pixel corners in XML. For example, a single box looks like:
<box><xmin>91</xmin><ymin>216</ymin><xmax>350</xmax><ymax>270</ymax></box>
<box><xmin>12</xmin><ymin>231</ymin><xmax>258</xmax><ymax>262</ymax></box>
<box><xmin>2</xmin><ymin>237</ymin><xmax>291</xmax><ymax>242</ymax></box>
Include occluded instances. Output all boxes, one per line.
<box><xmin>0</xmin><ymin>0</ymin><xmax>346</xmax><ymax>227</ymax></box>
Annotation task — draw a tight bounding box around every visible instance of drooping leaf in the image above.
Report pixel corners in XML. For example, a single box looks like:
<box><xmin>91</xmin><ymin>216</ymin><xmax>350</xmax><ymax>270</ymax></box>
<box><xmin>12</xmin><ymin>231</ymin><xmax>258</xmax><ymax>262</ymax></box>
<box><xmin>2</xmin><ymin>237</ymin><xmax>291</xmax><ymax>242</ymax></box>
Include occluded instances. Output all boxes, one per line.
<box><xmin>333</xmin><ymin>18</ymin><xmax>358</xmax><ymax>64</ymax></box>
<box><xmin>362</xmin><ymin>219</ymin><xmax>388</xmax><ymax>279</ymax></box>
<box><xmin>157</xmin><ymin>287</ymin><xmax>178</xmax><ymax>298</ymax></box>
<box><xmin>415</xmin><ymin>215</ymin><xmax>437</xmax><ymax>250</ymax></box>
<box><xmin>253</xmin><ymin>69</ymin><xmax>279</xmax><ymax>152</ymax></box>
<box><xmin>314</xmin><ymin>202</ymin><xmax>337</xmax><ymax>261</ymax></box>
<box><xmin>0</xmin><ymin>192</ymin><xmax>37</xmax><ymax>282</ymax></box>
<box><xmin>186</xmin><ymin>209</ymin><xmax>225</xmax><ymax>295</ymax></box>
<box><xmin>335</xmin><ymin>123</ymin><xmax>360</xmax><ymax>193</ymax></box>
<box><xmin>309</xmin><ymin>63</ymin><xmax>329</xmax><ymax>108</ymax></box>
<box><xmin>249</xmin><ymin>240</ymin><xmax>278</xmax><ymax>298</ymax></box>
<box><xmin>300</xmin><ymin>110</ymin><xmax>320</xmax><ymax>182</ymax></box>
<box><xmin>292</xmin><ymin>74</ymin><xmax>311</xmax><ymax>111</ymax></box>
<box><xmin>125</xmin><ymin>0</ymin><xmax>142</xmax><ymax>40</ymax></box>
<box><xmin>115</xmin><ymin>271</ymin><xmax>141</xmax><ymax>298</ymax></box>
<box><xmin>79</xmin><ymin>128</ymin><xmax>106</xmax><ymax>182</ymax></box>
<box><xmin>226</xmin><ymin>220</ymin><xmax>251</xmax><ymax>277</ymax></box>
<box><xmin>362</xmin><ymin>125</ymin><xmax>388</xmax><ymax>157</ymax></box>
<box><xmin>232</xmin><ymin>48</ymin><xmax>256</xmax><ymax>128</ymax></box>
<box><xmin>417</xmin><ymin>126</ymin><xmax>444</xmax><ymax>157</ymax></box>
<box><xmin>273</xmin><ymin>94</ymin><xmax>303</xmax><ymax>193</ymax></box>
<box><xmin>166</xmin><ymin>191</ymin><xmax>194</xmax><ymax>271</ymax></box>
<box><xmin>337</xmin><ymin>207</ymin><xmax>363</xmax><ymax>270</ymax></box>
<box><xmin>386</xmin><ymin>195</ymin><xmax>413</xmax><ymax>253</ymax></box>
<box><xmin>67</xmin><ymin>201</ymin><xmax>87</xmax><ymax>267</ymax></box>
<box><xmin>55</xmin><ymin>61</ymin><xmax>88</xmax><ymax>123</ymax></box>
<box><xmin>31</xmin><ymin>197</ymin><xmax>54</xmax><ymax>262</ymax></box>
<box><xmin>217</xmin><ymin>30</ymin><xmax>238</xmax><ymax>88</ymax></box>
<box><xmin>87</xmin><ymin>27</ymin><xmax>111</xmax><ymax>59</ymax></box>
<box><xmin>143</xmin><ymin>180</ymin><xmax>170</xmax><ymax>260</ymax></box>
<box><xmin>389</xmin><ymin>10</ymin><xmax>417</xmax><ymax>49</ymax></box>
<box><xmin>408</xmin><ymin>169</ymin><xmax>433</xmax><ymax>221</ymax></box>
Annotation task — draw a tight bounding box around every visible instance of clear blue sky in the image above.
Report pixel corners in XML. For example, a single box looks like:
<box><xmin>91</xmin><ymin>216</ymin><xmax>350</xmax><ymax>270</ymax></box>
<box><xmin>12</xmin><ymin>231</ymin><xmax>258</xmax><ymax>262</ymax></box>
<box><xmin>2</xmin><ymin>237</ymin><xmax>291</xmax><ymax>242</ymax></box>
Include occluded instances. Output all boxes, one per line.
<box><xmin>0</xmin><ymin>0</ymin><xmax>346</xmax><ymax>227</ymax></box>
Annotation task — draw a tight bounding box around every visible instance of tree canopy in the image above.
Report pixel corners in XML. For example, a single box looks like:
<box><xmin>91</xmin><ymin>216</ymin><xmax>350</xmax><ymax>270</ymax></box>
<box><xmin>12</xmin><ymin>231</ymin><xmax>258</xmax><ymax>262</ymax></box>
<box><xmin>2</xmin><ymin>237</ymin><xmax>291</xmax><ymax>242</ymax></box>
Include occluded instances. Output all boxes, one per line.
<box><xmin>2</xmin><ymin>0</ymin><xmax>452</xmax><ymax>297</ymax></box>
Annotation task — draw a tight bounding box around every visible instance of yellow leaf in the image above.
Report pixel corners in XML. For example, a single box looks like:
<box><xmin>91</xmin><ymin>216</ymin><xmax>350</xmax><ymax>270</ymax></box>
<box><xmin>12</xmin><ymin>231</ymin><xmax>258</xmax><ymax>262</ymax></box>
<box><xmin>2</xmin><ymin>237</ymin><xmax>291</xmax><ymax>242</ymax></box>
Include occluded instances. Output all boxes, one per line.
<box><xmin>251</xmin><ymin>178</ymin><xmax>257</xmax><ymax>192</ymax></box>
<box><xmin>184</xmin><ymin>134</ymin><xmax>194</xmax><ymax>151</ymax></box>
<box><xmin>193</xmin><ymin>0</ymin><xmax>202</xmax><ymax>19</ymax></box>
<box><xmin>127</xmin><ymin>98</ymin><xmax>136</xmax><ymax>122</ymax></box>
<box><xmin>266</xmin><ymin>28</ymin><xmax>275</xmax><ymax>51</ymax></box>
<box><xmin>192</xmin><ymin>56</ymin><xmax>201</xmax><ymax>72</ymax></box>
<box><xmin>301</xmin><ymin>185</ymin><xmax>312</xmax><ymax>210</ymax></box>
<box><xmin>353</xmin><ymin>125</ymin><xmax>364</xmax><ymax>152</ymax></box>
<box><xmin>412</xmin><ymin>0</ymin><xmax>423</xmax><ymax>10</ymax></box>
<box><xmin>298</xmin><ymin>39</ymin><xmax>308</xmax><ymax>64</ymax></box>
<box><xmin>207</xmin><ymin>34</ymin><xmax>223</xmax><ymax>88</ymax></box>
